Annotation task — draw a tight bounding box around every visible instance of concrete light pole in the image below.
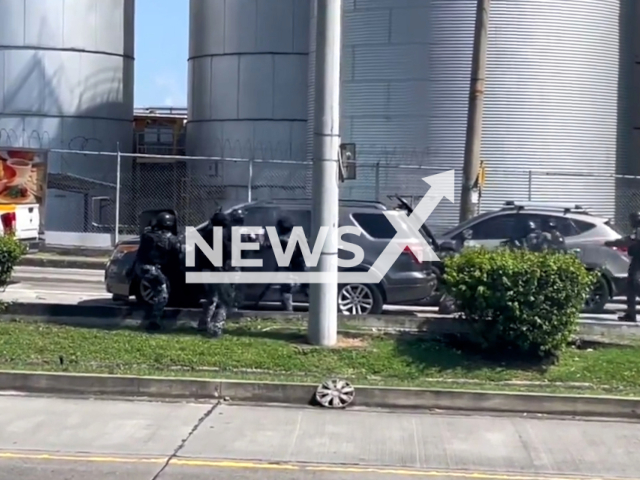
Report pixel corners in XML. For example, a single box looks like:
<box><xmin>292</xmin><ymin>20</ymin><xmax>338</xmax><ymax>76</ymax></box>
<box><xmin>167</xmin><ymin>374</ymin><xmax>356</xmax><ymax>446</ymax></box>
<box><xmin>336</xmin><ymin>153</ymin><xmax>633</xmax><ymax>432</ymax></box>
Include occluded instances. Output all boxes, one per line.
<box><xmin>308</xmin><ymin>0</ymin><xmax>342</xmax><ymax>347</ymax></box>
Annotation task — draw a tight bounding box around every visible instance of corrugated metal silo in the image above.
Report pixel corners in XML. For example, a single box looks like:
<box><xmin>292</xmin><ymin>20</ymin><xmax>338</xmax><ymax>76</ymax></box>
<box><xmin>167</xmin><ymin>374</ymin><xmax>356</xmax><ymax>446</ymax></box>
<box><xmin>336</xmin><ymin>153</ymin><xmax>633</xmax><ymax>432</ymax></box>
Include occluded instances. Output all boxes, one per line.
<box><xmin>335</xmin><ymin>0</ymin><xmax>621</xmax><ymax>232</ymax></box>
<box><xmin>480</xmin><ymin>0</ymin><xmax>620</xmax><ymax>221</ymax></box>
<box><xmin>338</xmin><ymin>0</ymin><xmax>475</xmax><ymax>232</ymax></box>
<box><xmin>0</xmin><ymin>0</ymin><xmax>135</xmax><ymax>235</ymax></box>
<box><xmin>187</xmin><ymin>0</ymin><xmax>310</xmax><ymax>211</ymax></box>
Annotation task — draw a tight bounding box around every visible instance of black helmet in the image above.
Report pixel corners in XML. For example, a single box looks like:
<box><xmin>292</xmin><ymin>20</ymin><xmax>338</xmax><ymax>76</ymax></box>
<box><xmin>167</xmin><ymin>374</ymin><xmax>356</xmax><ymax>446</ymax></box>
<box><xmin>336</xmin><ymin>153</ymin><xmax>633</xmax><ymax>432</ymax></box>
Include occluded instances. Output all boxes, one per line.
<box><xmin>545</xmin><ymin>218</ymin><xmax>557</xmax><ymax>230</ymax></box>
<box><xmin>155</xmin><ymin>212</ymin><xmax>176</xmax><ymax>230</ymax></box>
<box><xmin>630</xmin><ymin>212</ymin><xmax>640</xmax><ymax>229</ymax></box>
<box><xmin>210</xmin><ymin>212</ymin><xmax>231</xmax><ymax>228</ymax></box>
<box><xmin>525</xmin><ymin>221</ymin><xmax>536</xmax><ymax>233</ymax></box>
<box><xmin>276</xmin><ymin>217</ymin><xmax>293</xmax><ymax>235</ymax></box>
<box><xmin>229</xmin><ymin>209</ymin><xmax>245</xmax><ymax>226</ymax></box>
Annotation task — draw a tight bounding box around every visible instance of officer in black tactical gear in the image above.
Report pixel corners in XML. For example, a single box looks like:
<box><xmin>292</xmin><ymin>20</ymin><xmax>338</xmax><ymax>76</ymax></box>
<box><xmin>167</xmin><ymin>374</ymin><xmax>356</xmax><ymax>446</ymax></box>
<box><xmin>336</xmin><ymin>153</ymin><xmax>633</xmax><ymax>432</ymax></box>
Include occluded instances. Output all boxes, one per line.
<box><xmin>270</xmin><ymin>217</ymin><xmax>308</xmax><ymax>311</ymax></box>
<box><xmin>606</xmin><ymin>212</ymin><xmax>640</xmax><ymax>322</ymax></box>
<box><xmin>196</xmin><ymin>212</ymin><xmax>235</xmax><ymax>337</ymax></box>
<box><xmin>133</xmin><ymin>211</ymin><xmax>182</xmax><ymax>330</ymax></box>
<box><xmin>543</xmin><ymin>218</ymin><xmax>567</xmax><ymax>252</ymax></box>
<box><xmin>227</xmin><ymin>209</ymin><xmax>246</xmax><ymax>311</ymax></box>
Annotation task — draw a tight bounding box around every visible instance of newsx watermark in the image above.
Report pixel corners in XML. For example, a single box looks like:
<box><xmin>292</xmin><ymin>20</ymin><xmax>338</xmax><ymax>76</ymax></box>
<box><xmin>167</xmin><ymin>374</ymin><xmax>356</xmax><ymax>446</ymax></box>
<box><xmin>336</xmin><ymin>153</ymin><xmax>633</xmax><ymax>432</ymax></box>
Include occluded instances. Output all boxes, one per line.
<box><xmin>184</xmin><ymin>170</ymin><xmax>454</xmax><ymax>284</ymax></box>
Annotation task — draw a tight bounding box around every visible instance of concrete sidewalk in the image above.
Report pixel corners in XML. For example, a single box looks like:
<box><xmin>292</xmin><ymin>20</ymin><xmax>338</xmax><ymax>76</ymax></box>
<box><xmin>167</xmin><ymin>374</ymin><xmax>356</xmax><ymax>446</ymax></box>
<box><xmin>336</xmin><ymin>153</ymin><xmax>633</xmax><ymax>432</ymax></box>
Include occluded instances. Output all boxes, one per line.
<box><xmin>0</xmin><ymin>395</ymin><xmax>638</xmax><ymax>479</ymax></box>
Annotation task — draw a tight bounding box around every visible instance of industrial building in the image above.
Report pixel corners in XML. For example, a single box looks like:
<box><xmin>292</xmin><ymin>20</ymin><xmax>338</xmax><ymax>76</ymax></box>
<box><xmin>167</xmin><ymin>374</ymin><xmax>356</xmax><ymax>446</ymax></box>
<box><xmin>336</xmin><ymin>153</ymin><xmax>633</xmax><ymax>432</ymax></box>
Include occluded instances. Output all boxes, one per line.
<box><xmin>0</xmin><ymin>0</ymin><xmax>635</xmax><ymax>244</ymax></box>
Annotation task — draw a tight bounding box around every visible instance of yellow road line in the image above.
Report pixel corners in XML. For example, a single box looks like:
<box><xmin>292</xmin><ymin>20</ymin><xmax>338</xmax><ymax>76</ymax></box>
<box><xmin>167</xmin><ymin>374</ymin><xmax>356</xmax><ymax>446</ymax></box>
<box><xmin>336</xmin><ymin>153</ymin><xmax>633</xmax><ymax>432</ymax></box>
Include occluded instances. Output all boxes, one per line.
<box><xmin>0</xmin><ymin>452</ymin><xmax>631</xmax><ymax>480</ymax></box>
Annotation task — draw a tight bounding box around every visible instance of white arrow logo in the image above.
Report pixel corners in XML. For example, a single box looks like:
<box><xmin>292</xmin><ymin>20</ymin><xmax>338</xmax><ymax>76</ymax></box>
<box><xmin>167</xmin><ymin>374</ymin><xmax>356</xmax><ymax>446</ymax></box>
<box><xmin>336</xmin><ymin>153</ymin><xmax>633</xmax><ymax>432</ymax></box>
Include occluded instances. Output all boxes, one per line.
<box><xmin>186</xmin><ymin>170</ymin><xmax>455</xmax><ymax>284</ymax></box>
<box><xmin>365</xmin><ymin>170</ymin><xmax>454</xmax><ymax>283</ymax></box>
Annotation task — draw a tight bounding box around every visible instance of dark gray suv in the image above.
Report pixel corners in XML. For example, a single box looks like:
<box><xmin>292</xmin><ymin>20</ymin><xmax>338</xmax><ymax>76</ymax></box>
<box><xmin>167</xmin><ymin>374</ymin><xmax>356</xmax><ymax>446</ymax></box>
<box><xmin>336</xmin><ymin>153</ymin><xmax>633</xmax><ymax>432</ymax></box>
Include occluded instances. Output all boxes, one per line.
<box><xmin>437</xmin><ymin>201</ymin><xmax>629</xmax><ymax>313</ymax></box>
<box><xmin>105</xmin><ymin>199</ymin><xmax>437</xmax><ymax>315</ymax></box>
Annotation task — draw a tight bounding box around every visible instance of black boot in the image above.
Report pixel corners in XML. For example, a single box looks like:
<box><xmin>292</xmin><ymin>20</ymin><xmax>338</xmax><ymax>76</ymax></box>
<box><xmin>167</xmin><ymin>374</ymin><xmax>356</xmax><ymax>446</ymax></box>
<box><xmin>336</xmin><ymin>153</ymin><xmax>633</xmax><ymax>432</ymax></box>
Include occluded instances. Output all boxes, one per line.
<box><xmin>618</xmin><ymin>313</ymin><xmax>637</xmax><ymax>322</ymax></box>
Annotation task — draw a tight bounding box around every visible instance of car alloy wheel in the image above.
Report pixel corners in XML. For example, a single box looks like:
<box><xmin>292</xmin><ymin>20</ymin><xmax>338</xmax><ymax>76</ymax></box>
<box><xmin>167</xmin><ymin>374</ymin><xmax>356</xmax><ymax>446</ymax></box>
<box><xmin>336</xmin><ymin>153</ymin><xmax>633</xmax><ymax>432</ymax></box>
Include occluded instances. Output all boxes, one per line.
<box><xmin>139</xmin><ymin>279</ymin><xmax>155</xmax><ymax>303</ymax></box>
<box><xmin>338</xmin><ymin>284</ymin><xmax>375</xmax><ymax>315</ymax></box>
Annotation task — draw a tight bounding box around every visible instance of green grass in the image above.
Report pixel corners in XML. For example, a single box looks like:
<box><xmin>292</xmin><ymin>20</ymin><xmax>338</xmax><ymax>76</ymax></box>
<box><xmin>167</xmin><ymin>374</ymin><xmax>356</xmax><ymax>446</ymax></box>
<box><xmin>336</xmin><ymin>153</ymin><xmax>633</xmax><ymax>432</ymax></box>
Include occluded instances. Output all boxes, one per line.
<box><xmin>1</xmin><ymin>319</ymin><xmax>640</xmax><ymax>397</ymax></box>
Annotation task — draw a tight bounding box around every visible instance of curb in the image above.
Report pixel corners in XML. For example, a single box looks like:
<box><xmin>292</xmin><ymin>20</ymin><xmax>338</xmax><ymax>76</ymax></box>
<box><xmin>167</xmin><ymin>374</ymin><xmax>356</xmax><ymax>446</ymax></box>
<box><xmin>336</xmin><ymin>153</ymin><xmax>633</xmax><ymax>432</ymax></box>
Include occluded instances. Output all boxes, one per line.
<box><xmin>0</xmin><ymin>302</ymin><xmax>466</xmax><ymax>336</ymax></box>
<box><xmin>1</xmin><ymin>302</ymin><xmax>639</xmax><ymax>338</ymax></box>
<box><xmin>18</xmin><ymin>256</ymin><xmax>106</xmax><ymax>270</ymax></box>
<box><xmin>0</xmin><ymin>370</ymin><xmax>637</xmax><ymax>419</ymax></box>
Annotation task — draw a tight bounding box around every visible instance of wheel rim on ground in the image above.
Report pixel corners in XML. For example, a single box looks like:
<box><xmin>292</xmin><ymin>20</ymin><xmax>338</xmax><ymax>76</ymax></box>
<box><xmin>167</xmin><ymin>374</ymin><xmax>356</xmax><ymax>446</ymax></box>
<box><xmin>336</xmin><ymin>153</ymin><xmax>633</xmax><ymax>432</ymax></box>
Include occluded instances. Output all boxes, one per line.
<box><xmin>139</xmin><ymin>280</ymin><xmax>155</xmax><ymax>303</ymax></box>
<box><xmin>315</xmin><ymin>379</ymin><xmax>355</xmax><ymax>408</ymax></box>
<box><xmin>338</xmin><ymin>284</ymin><xmax>374</xmax><ymax>315</ymax></box>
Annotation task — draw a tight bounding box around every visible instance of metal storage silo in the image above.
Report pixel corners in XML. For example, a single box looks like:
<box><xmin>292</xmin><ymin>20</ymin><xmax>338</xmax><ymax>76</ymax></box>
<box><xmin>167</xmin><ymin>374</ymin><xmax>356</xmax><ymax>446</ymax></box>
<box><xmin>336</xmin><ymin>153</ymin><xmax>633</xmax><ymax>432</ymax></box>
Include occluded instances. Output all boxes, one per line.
<box><xmin>187</xmin><ymin>0</ymin><xmax>311</xmax><ymax>212</ymax></box>
<box><xmin>338</xmin><ymin>0</ymin><xmax>475</xmax><ymax>231</ymax></box>
<box><xmin>336</xmin><ymin>0</ymin><xmax>621</xmax><ymax>232</ymax></box>
<box><xmin>0</xmin><ymin>0</ymin><xmax>135</xmax><ymax>236</ymax></box>
<box><xmin>480</xmin><ymin>0</ymin><xmax>620</xmax><ymax>221</ymax></box>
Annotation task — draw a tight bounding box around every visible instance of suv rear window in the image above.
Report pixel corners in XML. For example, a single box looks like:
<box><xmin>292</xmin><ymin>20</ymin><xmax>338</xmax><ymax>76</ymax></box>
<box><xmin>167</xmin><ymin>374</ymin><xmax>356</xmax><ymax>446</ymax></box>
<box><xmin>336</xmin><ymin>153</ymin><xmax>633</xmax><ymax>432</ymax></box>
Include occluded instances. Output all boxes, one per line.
<box><xmin>572</xmin><ymin>218</ymin><xmax>596</xmax><ymax>234</ymax></box>
<box><xmin>352</xmin><ymin>213</ymin><xmax>397</xmax><ymax>239</ymax></box>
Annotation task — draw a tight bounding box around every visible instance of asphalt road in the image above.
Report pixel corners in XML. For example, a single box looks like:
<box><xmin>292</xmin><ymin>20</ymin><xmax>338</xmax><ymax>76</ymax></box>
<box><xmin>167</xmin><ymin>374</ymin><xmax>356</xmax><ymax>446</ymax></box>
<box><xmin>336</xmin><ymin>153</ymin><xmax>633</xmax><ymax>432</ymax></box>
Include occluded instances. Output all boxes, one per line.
<box><xmin>2</xmin><ymin>266</ymin><xmax>631</xmax><ymax>321</ymax></box>
<box><xmin>0</xmin><ymin>395</ymin><xmax>638</xmax><ymax>480</ymax></box>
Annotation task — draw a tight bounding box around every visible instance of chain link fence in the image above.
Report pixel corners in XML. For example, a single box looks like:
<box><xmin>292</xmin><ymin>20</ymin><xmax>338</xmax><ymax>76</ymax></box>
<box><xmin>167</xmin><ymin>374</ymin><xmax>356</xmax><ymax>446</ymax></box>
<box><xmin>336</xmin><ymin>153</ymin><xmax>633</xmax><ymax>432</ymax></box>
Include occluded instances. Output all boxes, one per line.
<box><xmin>39</xmin><ymin>147</ymin><xmax>640</xmax><ymax>246</ymax></box>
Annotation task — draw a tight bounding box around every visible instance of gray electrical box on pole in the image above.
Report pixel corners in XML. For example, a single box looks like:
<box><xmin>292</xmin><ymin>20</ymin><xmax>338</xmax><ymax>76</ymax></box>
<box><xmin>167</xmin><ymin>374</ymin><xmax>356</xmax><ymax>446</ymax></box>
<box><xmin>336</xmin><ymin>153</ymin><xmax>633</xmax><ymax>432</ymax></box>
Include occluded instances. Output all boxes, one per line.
<box><xmin>308</xmin><ymin>0</ymin><xmax>342</xmax><ymax>347</ymax></box>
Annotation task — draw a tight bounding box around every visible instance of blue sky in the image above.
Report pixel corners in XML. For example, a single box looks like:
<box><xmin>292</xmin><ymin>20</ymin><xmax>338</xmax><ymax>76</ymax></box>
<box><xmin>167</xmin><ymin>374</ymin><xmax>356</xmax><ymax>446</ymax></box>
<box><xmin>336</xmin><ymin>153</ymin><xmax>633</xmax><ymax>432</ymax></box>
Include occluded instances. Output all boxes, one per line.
<box><xmin>134</xmin><ymin>0</ymin><xmax>189</xmax><ymax>107</ymax></box>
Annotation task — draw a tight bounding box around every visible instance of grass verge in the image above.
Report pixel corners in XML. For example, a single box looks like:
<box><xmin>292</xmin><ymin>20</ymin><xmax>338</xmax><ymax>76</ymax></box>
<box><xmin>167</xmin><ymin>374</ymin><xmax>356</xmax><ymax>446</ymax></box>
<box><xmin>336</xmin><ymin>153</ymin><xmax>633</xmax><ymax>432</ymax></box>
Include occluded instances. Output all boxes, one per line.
<box><xmin>1</xmin><ymin>319</ymin><xmax>640</xmax><ymax>397</ymax></box>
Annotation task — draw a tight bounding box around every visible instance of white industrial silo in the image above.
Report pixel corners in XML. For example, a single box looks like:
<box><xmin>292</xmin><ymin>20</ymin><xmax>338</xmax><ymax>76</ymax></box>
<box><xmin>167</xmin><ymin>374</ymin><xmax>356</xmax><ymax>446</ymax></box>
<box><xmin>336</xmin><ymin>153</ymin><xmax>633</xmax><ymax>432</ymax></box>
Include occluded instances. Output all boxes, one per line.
<box><xmin>323</xmin><ymin>0</ymin><xmax>621</xmax><ymax>232</ymax></box>
<box><xmin>187</xmin><ymin>0</ymin><xmax>311</xmax><ymax>210</ymax></box>
<box><xmin>0</xmin><ymin>0</ymin><xmax>135</xmax><ymax>238</ymax></box>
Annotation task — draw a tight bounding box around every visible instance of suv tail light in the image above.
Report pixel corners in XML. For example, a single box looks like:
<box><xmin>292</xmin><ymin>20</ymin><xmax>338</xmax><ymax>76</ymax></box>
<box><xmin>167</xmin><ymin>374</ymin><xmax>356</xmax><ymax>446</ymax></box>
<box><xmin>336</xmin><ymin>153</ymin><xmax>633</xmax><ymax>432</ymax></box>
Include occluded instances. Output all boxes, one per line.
<box><xmin>609</xmin><ymin>245</ymin><xmax>628</xmax><ymax>255</ymax></box>
<box><xmin>1</xmin><ymin>212</ymin><xmax>16</xmax><ymax>235</ymax></box>
<box><xmin>403</xmin><ymin>245</ymin><xmax>422</xmax><ymax>264</ymax></box>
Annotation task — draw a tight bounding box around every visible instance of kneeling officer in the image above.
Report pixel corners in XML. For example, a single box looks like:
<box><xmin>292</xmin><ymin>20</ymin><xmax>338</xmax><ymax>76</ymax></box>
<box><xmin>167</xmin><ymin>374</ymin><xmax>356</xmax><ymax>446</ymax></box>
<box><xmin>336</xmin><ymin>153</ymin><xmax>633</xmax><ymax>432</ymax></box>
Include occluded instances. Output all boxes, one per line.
<box><xmin>133</xmin><ymin>211</ymin><xmax>182</xmax><ymax>330</ymax></box>
<box><xmin>196</xmin><ymin>212</ymin><xmax>235</xmax><ymax>337</ymax></box>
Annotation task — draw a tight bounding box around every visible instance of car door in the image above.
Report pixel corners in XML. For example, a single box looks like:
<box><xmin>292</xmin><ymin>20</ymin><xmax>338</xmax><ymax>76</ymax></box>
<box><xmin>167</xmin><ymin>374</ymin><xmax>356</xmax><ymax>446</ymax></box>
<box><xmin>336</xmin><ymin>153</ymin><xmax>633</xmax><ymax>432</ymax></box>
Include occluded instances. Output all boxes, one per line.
<box><xmin>453</xmin><ymin>213</ymin><xmax>520</xmax><ymax>248</ymax></box>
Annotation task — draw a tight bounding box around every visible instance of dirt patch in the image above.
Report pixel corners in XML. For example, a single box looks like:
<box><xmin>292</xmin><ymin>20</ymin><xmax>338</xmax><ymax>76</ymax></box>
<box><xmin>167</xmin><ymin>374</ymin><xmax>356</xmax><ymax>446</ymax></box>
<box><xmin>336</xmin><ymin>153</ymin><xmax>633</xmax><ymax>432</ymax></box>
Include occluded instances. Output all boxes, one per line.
<box><xmin>334</xmin><ymin>335</ymin><xmax>369</xmax><ymax>349</ymax></box>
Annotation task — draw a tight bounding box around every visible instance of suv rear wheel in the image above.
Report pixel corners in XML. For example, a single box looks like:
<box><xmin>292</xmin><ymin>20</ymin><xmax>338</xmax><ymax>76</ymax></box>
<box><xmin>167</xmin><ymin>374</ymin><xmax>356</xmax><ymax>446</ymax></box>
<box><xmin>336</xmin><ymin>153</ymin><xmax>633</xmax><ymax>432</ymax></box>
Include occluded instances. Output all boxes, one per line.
<box><xmin>337</xmin><ymin>283</ymin><xmax>384</xmax><ymax>315</ymax></box>
<box><xmin>583</xmin><ymin>273</ymin><xmax>610</xmax><ymax>314</ymax></box>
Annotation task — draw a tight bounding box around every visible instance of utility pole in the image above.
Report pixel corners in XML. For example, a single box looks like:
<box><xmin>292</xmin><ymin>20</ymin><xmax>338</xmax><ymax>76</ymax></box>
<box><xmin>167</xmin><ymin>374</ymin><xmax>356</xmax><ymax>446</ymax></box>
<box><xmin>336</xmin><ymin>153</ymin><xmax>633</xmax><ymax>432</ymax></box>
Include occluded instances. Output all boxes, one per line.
<box><xmin>459</xmin><ymin>0</ymin><xmax>490</xmax><ymax>222</ymax></box>
<box><xmin>308</xmin><ymin>0</ymin><xmax>341</xmax><ymax>347</ymax></box>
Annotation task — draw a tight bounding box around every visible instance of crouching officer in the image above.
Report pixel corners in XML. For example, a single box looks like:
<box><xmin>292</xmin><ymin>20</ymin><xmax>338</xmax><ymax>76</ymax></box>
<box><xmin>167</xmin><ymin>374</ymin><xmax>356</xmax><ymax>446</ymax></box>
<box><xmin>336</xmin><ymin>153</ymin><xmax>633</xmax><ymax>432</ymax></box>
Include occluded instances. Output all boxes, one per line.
<box><xmin>196</xmin><ymin>212</ymin><xmax>235</xmax><ymax>337</ymax></box>
<box><xmin>606</xmin><ymin>212</ymin><xmax>640</xmax><ymax>322</ymax></box>
<box><xmin>276</xmin><ymin>217</ymin><xmax>308</xmax><ymax>312</ymax></box>
<box><xmin>133</xmin><ymin>211</ymin><xmax>182</xmax><ymax>330</ymax></box>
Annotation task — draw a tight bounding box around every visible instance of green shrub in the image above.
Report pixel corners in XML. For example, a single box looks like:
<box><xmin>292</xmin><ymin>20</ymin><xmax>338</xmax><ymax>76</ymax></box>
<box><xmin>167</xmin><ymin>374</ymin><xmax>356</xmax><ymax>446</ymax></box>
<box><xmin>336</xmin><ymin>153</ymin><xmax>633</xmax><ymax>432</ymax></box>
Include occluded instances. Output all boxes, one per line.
<box><xmin>442</xmin><ymin>247</ymin><xmax>596</xmax><ymax>360</ymax></box>
<box><xmin>0</xmin><ymin>235</ymin><xmax>26</xmax><ymax>288</ymax></box>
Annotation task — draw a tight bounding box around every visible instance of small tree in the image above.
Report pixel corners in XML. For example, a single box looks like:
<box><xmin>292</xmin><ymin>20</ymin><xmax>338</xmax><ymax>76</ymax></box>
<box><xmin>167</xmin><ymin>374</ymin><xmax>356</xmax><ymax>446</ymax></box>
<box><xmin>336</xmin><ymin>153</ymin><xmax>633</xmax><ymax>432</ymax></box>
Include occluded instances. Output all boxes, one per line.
<box><xmin>443</xmin><ymin>247</ymin><xmax>596</xmax><ymax>360</ymax></box>
<box><xmin>0</xmin><ymin>235</ymin><xmax>27</xmax><ymax>289</ymax></box>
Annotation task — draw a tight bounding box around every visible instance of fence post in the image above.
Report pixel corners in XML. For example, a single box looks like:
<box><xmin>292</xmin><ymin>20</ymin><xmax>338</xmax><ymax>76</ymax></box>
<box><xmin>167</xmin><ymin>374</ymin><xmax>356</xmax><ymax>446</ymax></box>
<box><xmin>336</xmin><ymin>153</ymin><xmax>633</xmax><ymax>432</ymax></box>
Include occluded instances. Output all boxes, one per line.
<box><xmin>114</xmin><ymin>142</ymin><xmax>121</xmax><ymax>245</ymax></box>
<box><xmin>247</xmin><ymin>158</ymin><xmax>253</xmax><ymax>202</ymax></box>
<box><xmin>527</xmin><ymin>170</ymin><xmax>533</xmax><ymax>201</ymax></box>
<box><xmin>375</xmin><ymin>162</ymin><xmax>380</xmax><ymax>201</ymax></box>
